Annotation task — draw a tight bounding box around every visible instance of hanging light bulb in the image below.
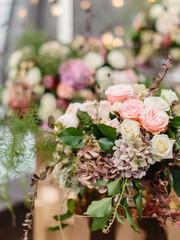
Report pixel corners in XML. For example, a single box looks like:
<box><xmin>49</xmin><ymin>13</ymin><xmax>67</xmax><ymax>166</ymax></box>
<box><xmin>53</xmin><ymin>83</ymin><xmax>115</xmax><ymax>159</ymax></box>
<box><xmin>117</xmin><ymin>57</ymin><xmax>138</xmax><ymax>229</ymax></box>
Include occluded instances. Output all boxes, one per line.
<box><xmin>112</xmin><ymin>0</ymin><xmax>124</xmax><ymax>8</ymax></box>
<box><xmin>80</xmin><ymin>1</ymin><xmax>91</xmax><ymax>10</ymax></box>
<box><xmin>114</xmin><ymin>26</ymin><xmax>125</xmax><ymax>36</ymax></box>
<box><xmin>51</xmin><ymin>3</ymin><xmax>63</xmax><ymax>17</ymax></box>
<box><xmin>29</xmin><ymin>0</ymin><xmax>39</xmax><ymax>4</ymax></box>
<box><xmin>17</xmin><ymin>8</ymin><xmax>28</xmax><ymax>18</ymax></box>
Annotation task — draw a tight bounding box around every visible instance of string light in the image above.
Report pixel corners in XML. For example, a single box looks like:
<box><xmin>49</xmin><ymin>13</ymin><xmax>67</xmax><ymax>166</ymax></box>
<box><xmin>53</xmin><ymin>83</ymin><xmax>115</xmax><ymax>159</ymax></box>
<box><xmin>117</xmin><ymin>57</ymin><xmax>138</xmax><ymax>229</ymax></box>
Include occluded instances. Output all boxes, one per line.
<box><xmin>29</xmin><ymin>0</ymin><xmax>39</xmax><ymax>4</ymax></box>
<box><xmin>112</xmin><ymin>38</ymin><xmax>124</xmax><ymax>47</ymax></box>
<box><xmin>112</xmin><ymin>0</ymin><xmax>124</xmax><ymax>8</ymax></box>
<box><xmin>80</xmin><ymin>1</ymin><xmax>91</xmax><ymax>10</ymax></box>
<box><xmin>101</xmin><ymin>32</ymin><xmax>114</xmax><ymax>46</ymax></box>
<box><xmin>17</xmin><ymin>8</ymin><xmax>28</xmax><ymax>18</ymax></box>
<box><xmin>114</xmin><ymin>26</ymin><xmax>125</xmax><ymax>36</ymax></box>
<box><xmin>51</xmin><ymin>3</ymin><xmax>63</xmax><ymax>17</ymax></box>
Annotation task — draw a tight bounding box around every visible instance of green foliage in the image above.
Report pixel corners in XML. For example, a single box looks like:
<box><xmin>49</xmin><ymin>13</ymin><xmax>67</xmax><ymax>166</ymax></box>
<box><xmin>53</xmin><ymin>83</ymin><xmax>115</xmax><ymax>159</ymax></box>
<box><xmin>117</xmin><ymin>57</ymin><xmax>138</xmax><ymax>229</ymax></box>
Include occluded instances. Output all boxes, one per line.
<box><xmin>170</xmin><ymin>166</ymin><xmax>180</xmax><ymax>197</ymax></box>
<box><xmin>170</xmin><ymin>117</ymin><xmax>180</xmax><ymax>128</ymax></box>
<box><xmin>84</xmin><ymin>198</ymin><xmax>112</xmax><ymax>218</ymax></box>
<box><xmin>58</xmin><ymin>127</ymin><xmax>85</xmax><ymax>149</ymax></box>
<box><xmin>116</xmin><ymin>212</ymin><xmax>125</xmax><ymax>224</ymax></box>
<box><xmin>98</xmin><ymin>137</ymin><xmax>114</xmax><ymax>152</ymax></box>
<box><xmin>91</xmin><ymin>179</ymin><xmax>108</xmax><ymax>187</ymax></box>
<box><xmin>76</xmin><ymin>109</ymin><xmax>92</xmax><ymax>129</ymax></box>
<box><xmin>91</xmin><ymin>212</ymin><xmax>112</xmax><ymax>231</ymax></box>
<box><xmin>97</xmin><ymin>124</ymin><xmax>117</xmax><ymax>140</ymax></box>
<box><xmin>67</xmin><ymin>199</ymin><xmax>76</xmax><ymax>213</ymax></box>
<box><xmin>107</xmin><ymin>179</ymin><xmax>122</xmax><ymax>196</ymax></box>
<box><xmin>133</xmin><ymin>193</ymin><xmax>142</xmax><ymax>220</ymax></box>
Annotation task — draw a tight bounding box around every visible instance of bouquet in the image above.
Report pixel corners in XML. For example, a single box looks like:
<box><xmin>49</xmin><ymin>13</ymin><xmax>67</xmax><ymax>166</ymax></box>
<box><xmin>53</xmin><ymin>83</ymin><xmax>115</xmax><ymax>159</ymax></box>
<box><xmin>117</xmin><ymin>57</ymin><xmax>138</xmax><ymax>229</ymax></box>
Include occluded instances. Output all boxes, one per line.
<box><xmin>44</xmin><ymin>55</ymin><xmax>180</xmax><ymax>234</ymax></box>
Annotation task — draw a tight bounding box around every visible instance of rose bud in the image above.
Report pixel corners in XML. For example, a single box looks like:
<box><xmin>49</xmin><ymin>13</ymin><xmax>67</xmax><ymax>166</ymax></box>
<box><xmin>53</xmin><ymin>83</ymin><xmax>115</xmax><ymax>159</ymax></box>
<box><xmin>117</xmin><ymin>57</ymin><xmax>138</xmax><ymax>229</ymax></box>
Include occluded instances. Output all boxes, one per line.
<box><xmin>42</xmin><ymin>75</ymin><xmax>57</xmax><ymax>89</ymax></box>
<box><xmin>56</xmin><ymin>98</ymin><xmax>69</xmax><ymax>112</ymax></box>
<box><xmin>161</xmin><ymin>35</ymin><xmax>171</xmax><ymax>48</ymax></box>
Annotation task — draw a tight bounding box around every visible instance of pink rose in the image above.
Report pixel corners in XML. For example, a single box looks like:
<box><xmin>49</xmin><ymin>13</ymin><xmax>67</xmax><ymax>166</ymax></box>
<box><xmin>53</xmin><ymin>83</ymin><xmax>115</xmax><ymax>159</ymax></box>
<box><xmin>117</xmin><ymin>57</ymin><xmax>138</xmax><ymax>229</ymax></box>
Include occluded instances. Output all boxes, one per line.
<box><xmin>105</xmin><ymin>84</ymin><xmax>135</xmax><ymax>104</ymax></box>
<box><xmin>56</xmin><ymin>83</ymin><xmax>74</xmax><ymax>100</ymax></box>
<box><xmin>139</xmin><ymin>107</ymin><xmax>169</xmax><ymax>135</ymax></box>
<box><xmin>119</xmin><ymin>99</ymin><xmax>144</xmax><ymax>121</ymax></box>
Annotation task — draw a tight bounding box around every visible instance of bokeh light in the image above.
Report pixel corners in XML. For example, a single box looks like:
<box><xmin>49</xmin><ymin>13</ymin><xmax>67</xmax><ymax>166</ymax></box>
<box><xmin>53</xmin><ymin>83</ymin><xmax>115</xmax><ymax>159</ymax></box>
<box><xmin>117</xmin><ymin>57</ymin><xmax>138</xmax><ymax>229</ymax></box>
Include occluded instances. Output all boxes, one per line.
<box><xmin>112</xmin><ymin>38</ymin><xmax>124</xmax><ymax>47</ymax></box>
<box><xmin>114</xmin><ymin>26</ymin><xmax>125</xmax><ymax>36</ymax></box>
<box><xmin>80</xmin><ymin>1</ymin><xmax>91</xmax><ymax>10</ymax></box>
<box><xmin>101</xmin><ymin>32</ymin><xmax>114</xmax><ymax>46</ymax></box>
<box><xmin>17</xmin><ymin>8</ymin><xmax>28</xmax><ymax>18</ymax></box>
<box><xmin>29</xmin><ymin>0</ymin><xmax>39</xmax><ymax>4</ymax></box>
<box><xmin>51</xmin><ymin>3</ymin><xmax>63</xmax><ymax>17</ymax></box>
<box><xmin>112</xmin><ymin>0</ymin><xmax>124</xmax><ymax>8</ymax></box>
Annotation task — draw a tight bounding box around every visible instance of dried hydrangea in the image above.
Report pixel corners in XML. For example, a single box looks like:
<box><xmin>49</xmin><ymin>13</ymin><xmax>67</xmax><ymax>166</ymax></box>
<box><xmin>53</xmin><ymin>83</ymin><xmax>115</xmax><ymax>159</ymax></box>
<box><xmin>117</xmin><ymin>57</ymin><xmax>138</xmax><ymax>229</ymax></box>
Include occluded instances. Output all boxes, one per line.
<box><xmin>76</xmin><ymin>139</ymin><xmax>120</xmax><ymax>193</ymax></box>
<box><xmin>112</xmin><ymin>136</ymin><xmax>160</xmax><ymax>179</ymax></box>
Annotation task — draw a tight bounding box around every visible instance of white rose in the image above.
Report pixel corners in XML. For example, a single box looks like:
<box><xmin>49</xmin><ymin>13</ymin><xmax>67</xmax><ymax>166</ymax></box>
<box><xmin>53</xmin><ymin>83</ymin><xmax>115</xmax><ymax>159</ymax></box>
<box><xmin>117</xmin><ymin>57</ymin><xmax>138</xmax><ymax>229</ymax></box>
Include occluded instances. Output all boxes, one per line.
<box><xmin>40</xmin><ymin>93</ymin><xmax>56</xmax><ymax>109</ymax></box>
<box><xmin>101</xmin><ymin>118</ymin><xmax>121</xmax><ymax>133</ymax></box>
<box><xmin>111</xmin><ymin>102</ymin><xmax>122</xmax><ymax>113</ymax></box>
<box><xmin>26</xmin><ymin>67</ymin><xmax>42</xmax><ymax>85</ymax></box>
<box><xmin>96</xmin><ymin>66</ymin><xmax>113</xmax><ymax>91</ymax></box>
<box><xmin>161</xmin><ymin>89</ymin><xmax>178</xmax><ymax>105</ymax></box>
<box><xmin>98</xmin><ymin>100</ymin><xmax>112</xmax><ymax>119</ymax></box>
<box><xmin>169</xmin><ymin>48</ymin><xmax>180</xmax><ymax>61</ymax></box>
<box><xmin>83</xmin><ymin>52</ymin><xmax>104</xmax><ymax>69</ymax></box>
<box><xmin>8</xmin><ymin>50</ymin><xmax>23</xmax><ymax>69</ymax></box>
<box><xmin>83</xmin><ymin>101</ymin><xmax>98</xmax><ymax>120</ymax></box>
<box><xmin>65</xmin><ymin>103</ymin><xmax>86</xmax><ymax>115</ymax></box>
<box><xmin>9</xmin><ymin>69</ymin><xmax>18</xmax><ymax>80</ymax></box>
<box><xmin>121</xmin><ymin>119</ymin><xmax>140</xmax><ymax>140</ymax></box>
<box><xmin>33</xmin><ymin>85</ymin><xmax>45</xmax><ymax>95</ymax></box>
<box><xmin>56</xmin><ymin>113</ymin><xmax>79</xmax><ymax>129</ymax></box>
<box><xmin>144</xmin><ymin>96</ymin><xmax>170</xmax><ymax>111</ymax></box>
<box><xmin>39</xmin><ymin>41</ymin><xmax>69</xmax><ymax>58</ymax></box>
<box><xmin>149</xmin><ymin>4</ymin><xmax>164</xmax><ymax>19</ymax></box>
<box><xmin>151</xmin><ymin>134</ymin><xmax>175</xmax><ymax>159</ymax></box>
<box><xmin>156</xmin><ymin>12</ymin><xmax>179</xmax><ymax>34</ymax></box>
<box><xmin>107</xmin><ymin>50</ymin><xmax>127</xmax><ymax>70</ymax></box>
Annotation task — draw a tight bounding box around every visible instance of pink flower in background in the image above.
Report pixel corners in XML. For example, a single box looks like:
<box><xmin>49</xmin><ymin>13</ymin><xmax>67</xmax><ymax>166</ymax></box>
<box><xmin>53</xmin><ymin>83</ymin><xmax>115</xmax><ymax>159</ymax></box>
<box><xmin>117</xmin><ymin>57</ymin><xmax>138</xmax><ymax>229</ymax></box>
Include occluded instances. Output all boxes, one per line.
<box><xmin>105</xmin><ymin>84</ymin><xmax>135</xmax><ymax>104</ymax></box>
<box><xmin>59</xmin><ymin>59</ymin><xmax>93</xmax><ymax>90</ymax></box>
<box><xmin>113</xmin><ymin>69</ymin><xmax>138</xmax><ymax>85</ymax></box>
<box><xmin>139</xmin><ymin>107</ymin><xmax>169</xmax><ymax>135</ymax></box>
<box><xmin>119</xmin><ymin>99</ymin><xmax>144</xmax><ymax>121</ymax></box>
<box><xmin>56</xmin><ymin>98</ymin><xmax>69</xmax><ymax>112</ymax></box>
<box><xmin>56</xmin><ymin>82</ymin><xmax>74</xmax><ymax>100</ymax></box>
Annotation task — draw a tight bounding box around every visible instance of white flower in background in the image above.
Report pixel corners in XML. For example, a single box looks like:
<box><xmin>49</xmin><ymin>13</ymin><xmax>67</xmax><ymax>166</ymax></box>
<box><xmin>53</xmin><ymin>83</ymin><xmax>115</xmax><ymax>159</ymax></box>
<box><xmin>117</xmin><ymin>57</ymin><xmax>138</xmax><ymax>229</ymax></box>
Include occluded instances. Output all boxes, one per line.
<box><xmin>121</xmin><ymin>119</ymin><xmax>140</xmax><ymax>140</ymax></box>
<box><xmin>161</xmin><ymin>89</ymin><xmax>178</xmax><ymax>105</ymax></box>
<box><xmin>169</xmin><ymin>48</ymin><xmax>180</xmax><ymax>61</ymax></box>
<box><xmin>83</xmin><ymin>101</ymin><xmax>98</xmax><ymax>120</ymax></box>
<box><xmin>111</xmin><ymin>102</ymin><xmax>122</xmax><ymax>113</ymax></box>
<box><xmin>32</xmin><ymin>85</ymin><xmax>45</xmax><ymax>95</ymax></box>
<box><xmin>151</xmin><ymin>134</ymin><xmax>175</xmax><ymax>159</ymax></box>
<box><xmin>56</xmin><ymin>113</ymin><xmax>79</xmax><ymax>129</ymax></box>
<box><xmin>107</xmin><ymin>50</ymin><xmax>127</xmax><ymax>69</ymax></box>
<box><xmin>96</xmin><ymin>66</ymin><xmax>113</xmax><ymax>91</ymax></box>
<box><xmin>175</xmin><ymin>32</ymin><xmax>180</xmax><ymax>44</ymax></box>
<box><xmin>112</xmin><ymin>69</ymin><xmax>138</xmax><ymax>85</ymax></box>
<box><xmin>101</xmin><ymin>118</ymin><xmax>121</xmax><ymax>133</ymax></box>
<box><xmin>156</xmin><ymin>12</ymin><xmax>179</xmax><ymax>34</ymax></box>
<box><xmin>40</xmin><ymin>93</ymin><xmax>56</xmax><ymax>109</ymax></box>
<box><xmin>132</xmin><ymin>84</ymin><xmax>148</xmax><ymax>99</ymax></box>
<box><xmin>83</xmin><ymin>52</ymin><xmax>104</xmax><ymax>69</ymax></box>
<box><xmin>169</xmin><ymin>67</ymin><xmax>180</xmax><ymax>84</ymax></box>
<box><xmin>65</xmin><ymin>103</ymin><xmax>86</xmax><ymax>115</ymax></box>
<box><xmin>1</xmin><ymin>89</ymin><xmax>10</xmax><ymax>105</ymax></box>
<box><xmin>8</xmin><ymin>50</ymin><xmax>23</xmax><ymax>69</ymax></box>
<box><xmin>149</xmin><ymin>4</ymin><xmax>164</xmax><ymax>19</ymax></box>
<box><xmin>8</xmin><ymin>69</ymin><xmax>18</xmax><ymax>80</ymax></box>
<box><xmin>26</xmin><ymin>67</ymin><xmax>42</xmax><ymax>86</ymax></box>
<box><xmin>98</xmin><ymin>100</ymin><xmax>112</xmax><ymax>119</ymax></box>
<box><xmin>39</xmin><ymin>41</ymin><xmax>69</xmax><ymax>58</ymax></box>
<box><xmin>144</xmin><ymin>96</ymin><xmax>170</xmax><ymax>111</ymax></box>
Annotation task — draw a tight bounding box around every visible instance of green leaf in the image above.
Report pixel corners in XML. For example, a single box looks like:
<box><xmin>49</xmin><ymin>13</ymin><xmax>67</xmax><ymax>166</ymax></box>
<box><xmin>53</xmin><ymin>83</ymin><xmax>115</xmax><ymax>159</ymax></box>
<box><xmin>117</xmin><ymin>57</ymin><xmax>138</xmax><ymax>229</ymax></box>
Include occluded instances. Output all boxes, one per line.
<box><xmin>170</xmin><ymin>166</ymin><xmax>180</xmax><ymax>197</ymax></box>
<box><xmin>98</xmin><ymin>124</ymin><xmax>117</xmax><ymax>140</ymax></box>
<box><xmin>76</xmin><ymin>109</ymin><xmax>92</xmax><ymax>128</ymax></box>
<box><xmin>121</xmin><ymin>197</ymin><xmax>140</xmax><ymax>233</ymax></box>
<box><xmin>133</xmin><ymin>193</ymin><xmax>142</xmax><ymax>220</ymax></box>
<box><xmin>107</xmin><ymin>179</ymin><xmax>122</xmax><ymax>196</ymax></box>
<box><xmin>116</xmin><ymin>212</ymin><xmax>125</xmax><ymax>224</ymax></box>
<box><xmin>98</xmin><ymin>138</ymin><xmax>114</xmax><ymax>153</ymax></box>
<box><xmin>84</xmin><ymin>198</ymin><xmax>112</xmax><ymax>218</ymax></box>
<box><xmin>91</xmin><ymin>212</ymin><xmax>112</xmax><ymax>231</ymax></box>
<box><xmin>40</xmin><ymin>172</ymin><xmax>46</xmax><ymax>180</ymax></box>
<box><xmin>170</xmin><ymin>117</ymin><xmax>180</xmax><ymax>128</ymax></box>
<box><xmin>91</xmin><ymin>127</ymin><xmax>104</xmax><ymax>140</ymax></box>
<box><xmin>91</xmin><ymin>179</ymin><xmax>108</xmax><ymax>187</ymax></box>
<box><xmin>58</xmin><ymin>127</ymin><xmax>83</xmax><ymax>148</ymax></box>
<box><xmin>133</xmin><ymin>179</ymin><xmax>145</xmax><ymax>192</ymax></box>
<box><xmin>67</xmin><ymin>199</ymin><xmax>76</xmax><ymax>213</ymax></box>
<box><xmin>53</xmin><ymin>210</ymin><xmax>73</xmax><ymax>222</ymax></box>
<box><xmin>49</xmin><ymin>226</ymin><xmax>60</xmax><ymax>231</ymax></box>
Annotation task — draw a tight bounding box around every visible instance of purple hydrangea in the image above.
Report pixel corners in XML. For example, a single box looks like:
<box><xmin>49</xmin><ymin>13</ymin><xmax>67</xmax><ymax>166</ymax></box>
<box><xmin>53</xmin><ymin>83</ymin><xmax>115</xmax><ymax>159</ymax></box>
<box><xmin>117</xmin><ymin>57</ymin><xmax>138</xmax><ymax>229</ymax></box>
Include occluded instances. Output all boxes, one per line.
<box><xmin>59</xmin><ymin>59</ymin><xmax>93</xmax><ymax>90</ymax></box>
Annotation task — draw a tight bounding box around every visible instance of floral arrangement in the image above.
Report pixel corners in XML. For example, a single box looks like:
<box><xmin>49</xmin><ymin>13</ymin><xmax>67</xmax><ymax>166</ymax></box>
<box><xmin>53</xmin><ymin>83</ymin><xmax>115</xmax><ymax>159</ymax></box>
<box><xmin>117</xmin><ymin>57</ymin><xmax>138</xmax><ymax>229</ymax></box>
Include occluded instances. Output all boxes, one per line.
<box><xmin>130</xmin><ymin>0</ymin><xmax>180</xmax><ymax>65</ymax></box>
<box><xmin>39</xmin><ymin>55</ymin><xmax>180</xmax><ymax>235</ymax></box>
<box><xmin>1</xmin><ymin>36</ymin><xmax>143</xmax><ymax>123</ymax></box>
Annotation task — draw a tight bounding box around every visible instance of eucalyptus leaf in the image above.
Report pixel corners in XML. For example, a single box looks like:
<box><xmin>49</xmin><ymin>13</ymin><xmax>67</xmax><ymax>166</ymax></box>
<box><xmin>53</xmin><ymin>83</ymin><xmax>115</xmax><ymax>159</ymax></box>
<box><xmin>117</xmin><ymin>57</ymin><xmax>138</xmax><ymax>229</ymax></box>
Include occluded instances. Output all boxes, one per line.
<box><xmin>98</xmin><ymin>138</ymin><xmax>114</xmax><ymax>152</ymax></box>
<box><xmin>98</xmin><ymin>124</ymin><xmax>117</xmax><ymax>140</ymax></box>
<box><xmin>84</xmin><ymin>198</ymin><xmax>112</xmax><ymax>218</ymax></box>
<box><xmin>107</xmin><ymin>179</ymin><xmax>122</xmax><ymax>196</ymax></box>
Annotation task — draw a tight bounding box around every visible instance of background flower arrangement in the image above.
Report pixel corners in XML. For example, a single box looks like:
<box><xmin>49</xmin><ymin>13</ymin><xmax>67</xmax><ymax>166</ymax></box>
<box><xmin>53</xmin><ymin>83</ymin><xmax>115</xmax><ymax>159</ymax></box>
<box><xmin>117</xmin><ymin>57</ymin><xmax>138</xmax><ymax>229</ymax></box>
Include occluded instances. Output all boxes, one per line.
<box><xmin>24</xmin><ymin>56</ymin><xmax>180</xmax><ymax>236</ymax></box>
<box><xmin>129</xmin><ymin>0</ymin><xmax>180</xmax><ymax>66</ymax></box>
<box><xmin>1</xmin><ymin>33</ymin><xmax>145</xmax><ymax>123</ymax></box>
